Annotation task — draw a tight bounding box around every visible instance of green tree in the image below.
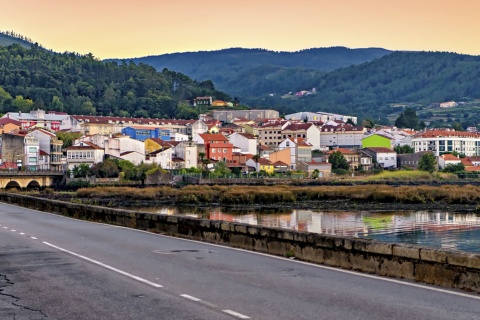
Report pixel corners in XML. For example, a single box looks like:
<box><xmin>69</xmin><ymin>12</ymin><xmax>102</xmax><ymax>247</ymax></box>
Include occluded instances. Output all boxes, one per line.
<box><xmin>212</xmin><ymin>161</ymin><xmax>231</xmax><ymax>176</ymax></box>
<box><xmin>442</xmin><ymin>163</ymin><xmax>465</xmax><ymax>173</ymax></box>
<box><xmin>71</xmin><ymin>163</ymin><xmax>90</xmax><ymax>178</ymax></box>
<box><xmin>56</xmin><ymin>132</ymin><xmax>82</xmax><ymax>149</ymax></box>
<box><xmin>418</xmin><ymin>153</ymin><xmax>437</xmax><ymax>173</ymax></box>
<box><xmin>328</xmin><ymin>151</ymin><xmax>350</xmax><ymax>170</ymax></box>
<box><xmin>88</xmin><ymin>159</ymin><xmax>119</xmax><ymax>178</ymax></box>
<box><xmin>394</xmin><ymin>145</ymin><xmax>414</xmax><ymax>154</ymax></box>
<box><xmin>395</xmin><ymin>107</ymin><xmax>420</xmax><ymax>130</ymax></box>
<box><xmin>452</xmin><ymin>122</ymin><xmax>463</xmax><ymax>131</ymax></box>
<box><xmin>11</xmin><ymin>95</ymin><xmax>33</xmax><ymax>112</ymax></box>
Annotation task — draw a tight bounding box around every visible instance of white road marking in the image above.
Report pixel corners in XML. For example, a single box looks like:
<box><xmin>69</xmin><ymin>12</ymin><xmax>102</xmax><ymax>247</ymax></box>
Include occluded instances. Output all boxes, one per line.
<box><xmin>42</xmin><ymin>242</ymin><xmax>163</xmax><ymax>288</ymax></box>
<box><xmin>19</xmin><ymin>232</ymin><xmax>25</xmax><ymax>235</ymax></box>
<box><xmin>223</xmin><ymin>310</ymin><xmax>250</xmax><ymax>319</ymax></box>
<box><xmin>3</xmin><ymin>226</ymin><xmax>7</xmax><ymax>229</ymax></box>
<box><xmin>11</xmin><ymin>229</ymin><xmax>16</xmax><ymax>232</ymax></box>
<box><xmin>180</xmin><ymin>294</ymin><xmax>202</xmax><ymax>302</ymax></box>
<box><xmin>30</xmin><ymin>237</ymin><xmax>37</xmax><ymax>239</ymax></box>
<box><xmin>3</xmin><ymin>202</ymin><xmax>480</xmax><ymax>301</ymax></box>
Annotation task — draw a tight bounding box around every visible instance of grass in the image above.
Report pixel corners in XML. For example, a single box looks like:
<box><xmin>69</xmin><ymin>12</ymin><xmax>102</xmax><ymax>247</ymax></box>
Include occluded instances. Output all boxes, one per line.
<box><xmin>58</xmin><ymin>183</ymin><xmax>480</xmax><ymax>206</ymax></box>
<box><xmin>353</xmin><ymin>170</ymin><xmax>457</xmax><ymax>182</ymax></box>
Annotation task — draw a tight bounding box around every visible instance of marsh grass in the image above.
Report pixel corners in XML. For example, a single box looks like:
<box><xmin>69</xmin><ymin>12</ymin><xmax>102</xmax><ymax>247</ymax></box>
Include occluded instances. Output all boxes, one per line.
<box><xmin>72</xmin><ymin>184</ymin><xmax>480</xmax><ymax>205</ymax></box>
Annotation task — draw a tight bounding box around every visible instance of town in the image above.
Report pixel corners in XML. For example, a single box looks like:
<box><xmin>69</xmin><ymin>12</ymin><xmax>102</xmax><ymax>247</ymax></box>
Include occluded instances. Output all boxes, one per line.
<box><xmin>0</xmin><ymin>102</ymin><xmax>478</xmax><ymax>184</ymax></box>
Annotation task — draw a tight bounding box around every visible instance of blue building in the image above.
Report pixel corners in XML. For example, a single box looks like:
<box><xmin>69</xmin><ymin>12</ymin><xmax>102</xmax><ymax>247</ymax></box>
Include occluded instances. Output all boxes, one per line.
<box><xmin>121</xmin><ymin>126</ymin><xmax>170</xmax><ymax>141</ymax></box>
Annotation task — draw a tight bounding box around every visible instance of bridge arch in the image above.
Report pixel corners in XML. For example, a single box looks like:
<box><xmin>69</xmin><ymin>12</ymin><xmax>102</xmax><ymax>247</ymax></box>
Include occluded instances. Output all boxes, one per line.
<box><xmin>5</xmin><ymin>181</ymin><xmax>21</xmax><ymax>190</ymax></box>
<box><xmin>26</xmin><ymin>180</ymin><xmax>41</xmax><ymax>190</ymax></box>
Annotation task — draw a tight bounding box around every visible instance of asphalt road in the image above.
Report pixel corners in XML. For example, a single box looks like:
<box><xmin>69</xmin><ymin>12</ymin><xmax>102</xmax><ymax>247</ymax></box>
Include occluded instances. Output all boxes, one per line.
<box><xmin>1</xmin><ymin>202</ymin><xmax>480</xmax><ymax>320</ymax></box>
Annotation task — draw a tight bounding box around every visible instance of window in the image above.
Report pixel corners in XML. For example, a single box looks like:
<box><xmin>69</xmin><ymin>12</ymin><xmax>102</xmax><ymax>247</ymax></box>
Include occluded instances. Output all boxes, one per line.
<box><xmin>223</xmin><ymin>149</ymin><xmax>227</xmax><ymax>153</ymax></box>
<box><xmin>28</xmin><ymin>147</ymin><xmax>37</xmax><ymax>153</ymax></box>
<box><xmin>212</xmin><ymin>149</ymin><xmax>216</xmax><ymax>153</ymax></box>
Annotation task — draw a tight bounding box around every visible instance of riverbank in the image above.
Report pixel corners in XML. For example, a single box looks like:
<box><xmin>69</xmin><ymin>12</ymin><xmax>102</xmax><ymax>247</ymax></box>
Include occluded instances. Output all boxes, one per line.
<box><xmin>29</xmin><ymin>183</ymin><xmax>480</xmax><ymax>213</ymax></box>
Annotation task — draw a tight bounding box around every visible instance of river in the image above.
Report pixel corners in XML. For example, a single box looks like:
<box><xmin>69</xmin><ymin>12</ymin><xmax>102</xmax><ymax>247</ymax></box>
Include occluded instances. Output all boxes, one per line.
<box><xmin>128</xmin><ymin>206</ymin><xmax>480</xmax><ymax>253</ymax></box>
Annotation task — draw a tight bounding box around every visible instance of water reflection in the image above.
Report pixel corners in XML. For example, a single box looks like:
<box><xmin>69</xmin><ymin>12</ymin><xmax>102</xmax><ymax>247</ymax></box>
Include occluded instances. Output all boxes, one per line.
<box><xmin>130</xmin><ymin>206</ymin><xmax>480</xmax><ymax>253</ymax></box>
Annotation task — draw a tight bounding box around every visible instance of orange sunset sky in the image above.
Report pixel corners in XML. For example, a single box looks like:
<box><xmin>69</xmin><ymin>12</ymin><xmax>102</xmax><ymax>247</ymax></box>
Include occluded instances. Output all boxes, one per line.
<box><xmin>2</xmin><ymin>0</ymin><xmax>480</xmax><ymax>59</ymax></box>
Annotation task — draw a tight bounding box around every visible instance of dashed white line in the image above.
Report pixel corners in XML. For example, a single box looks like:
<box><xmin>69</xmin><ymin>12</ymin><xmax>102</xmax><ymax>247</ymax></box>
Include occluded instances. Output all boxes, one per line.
<box><xmin>3</xmin><ymin>227</ymin><xmax>7</xmax><ymax>229</ymax></box>
<box><xmin>42</xmin><ymin>242</ymin><xmax>163</xmax><ymax>288</ymax></box>
<box><xmin>30</xmin><ymin>237</ymin><xmax>37</xmax><ymax>240</ymax></box>
<box><xmin>223</xmin><ymin>310</ymin><xmax>250</xmax><ymax>319</ymax></box>
<box><xmin>19</xmin><ymin>232</ymin><xmax>25</xmax><ymax>235</ymax></box>
<box><xmin>180</xmin><ymin>294</ymin><xmax>202</xmax><ymax>302</ymax></box>
<box><xmin>11</xmin><ymin>229</ymin><xmax>16</xmax><ymax>232</ymax></box>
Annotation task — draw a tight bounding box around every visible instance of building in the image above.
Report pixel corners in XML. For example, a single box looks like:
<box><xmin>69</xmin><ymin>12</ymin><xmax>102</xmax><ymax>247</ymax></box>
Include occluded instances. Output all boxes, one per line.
<box><xmin>193</xmin><ymin>96</ymin><xmax>213</xmax><ymax>106</ymax></box>
<box><xmin>363</xmin><ymin>147</ymin><xmax>397</xmax><ymax>169</ymax></box>
<box><xmin>121</xmin><ymin>126</ymin><xmax>170</xmax><ymax>142</ymax></box>
<box><xmin>65</xmin><ymin>141</ymin><xmax>104</xmax><ymax>170</ymax></box>
<box><xmin>437</xmin><ymin>153</ymin><xmax>461</xmax><ymax>169</ymax></box>
<box><xmin>2</xmin><ymin>109</ymin><xmax>69</xmax><ymax>131</ymax></box>
<box><xmin>27</xmin><ymin>128</ymin><xmax>64</xmax><ymax>171</ymax></box>
<box><xmin>296</xmin><ymin>160</ymin><xmax>332</xmax><ymax>178</ymax></box>
<box><xmin>362</xmin><ymin>133</ymin><xmax>394</xmax><ymax>149</ymax></box>
<box><xmin>285</xmin><ymin>111</ymin><xmax>357</xmax><ymax>124</ymax></box>
<box><xmin>278</xmin><ymin>137</ymin><xmax>313</xmax><ymax>170</ymax></box>
<box><xmin>0</xmin><ymin>118</ymin><xmax>21</xmax><ymax>134</ymax></box>
<box><xmin>325</xmin><ymin>148</ymin><xmax>362</xmax><ymax>170</ymax></box>
<box><xmin>281</xmin><ymin>122</ymin><xmax>320</xmax><ymax>151</ymax></box>
<box><xmin>319</xmin><ymin>124</ymin><xmax>365</xmax><ymax>150</ymax></box>
<box><xmin>193</xmin><ymin>133</ymin><xmax>234</xmax><ymax>162</ymax></box>
<box><xmin>397</xmin><ymin>151</ymin><xmax>433</xmax><ymax>170</ymax></box>
<box><xmin>228</xmin><ymin>132</ymin><xmax>257</xmax><ymax>155</ymax></box>
<box><xmin>212</xmin><ymin>109</ymin><xmax>280</xmax><ymax>122</ymax></box>
<box><xmin>412</xmin><ymin>130</ymin><xmax>480</xmax><ymax>157</ymax></box>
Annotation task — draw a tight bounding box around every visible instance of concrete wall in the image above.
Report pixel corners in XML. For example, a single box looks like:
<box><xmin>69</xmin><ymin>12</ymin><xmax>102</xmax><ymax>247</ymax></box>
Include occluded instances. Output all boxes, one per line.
<box><xmin>2</xmin><ymin>192</ymin><xmax>480</xmax><ymax>293</ymax></box>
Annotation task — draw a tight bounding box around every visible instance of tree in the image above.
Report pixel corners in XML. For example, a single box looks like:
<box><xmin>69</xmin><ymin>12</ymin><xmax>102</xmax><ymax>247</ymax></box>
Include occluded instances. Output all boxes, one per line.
<box><xmin>88</xmin><ymin>160</ymin><xmax>119</xmax><ymax>178</ymax></box>
<box><xmin>418</xmin><ymin>153</ymin><xmax>436</xmax><ymax>173</ymax></box>
<box><xmin>395</xmin><ymin>107</ymin><xmax>420</xmax><ymax>130</ymax></box>
<box><xmin>328</xmin><ymin>151</ymin><xmax>350</xmax><ymax>170</ymax></box>
<box><xmin>346</xmin><ymin>118</ymin><xmax>355</xmax><ymax>125</ymax></box>
<box><xmin>442</xmin><ymin>163</ymin><xmax>465</xmax><ymax>173</ymax></box>
<box><xmin>56</xmin><ymin>132</ymin><xmax>82</xmax><ymax>149</ymax></box>
<box><xmin>394</xmin><ymin>145</ymin><xmax>414</xmax><ymax>154</ymax></box>
<box><xmin>71</xmin><ymin>164</ymin><xmax>90</xmax><ymax>178</ymax></box>
<box><xmin>361</xmin><ymin>118</ymin><xmax>375</xmax><ymax>129</ymax></box>
<box><xmin>252</xmin><ymin>154</ymin><xmax>261</xmax><ymax>177</ymax></box>
<box><xmin>452</xmin><ymin>122</ymin><xmax>463</xmax><ymax>131</ymax></box>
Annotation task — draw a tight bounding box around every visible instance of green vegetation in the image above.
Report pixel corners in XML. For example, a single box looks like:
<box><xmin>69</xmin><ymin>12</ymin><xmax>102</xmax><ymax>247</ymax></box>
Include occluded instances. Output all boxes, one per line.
<box><xmin>71</xmin><ymin>184</ymin><xmax>480</xmax><ymax>205</ymax></box>
<box><xmin>418</xmin><ymin>153</ymin><xmax>437</xmax><ymax>173</ymax></box>
<box><xmin>0</xmin><ymin>43</ymin><xmax>230</xmax><ymax>119</ymax></box>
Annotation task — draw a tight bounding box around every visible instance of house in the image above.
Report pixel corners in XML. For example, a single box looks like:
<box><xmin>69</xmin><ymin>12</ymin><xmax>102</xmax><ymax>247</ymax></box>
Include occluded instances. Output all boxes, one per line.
<box><xmin>172</xmin><ymin>140</ymin><xmax>198</xmax><ymax>169</ymax></box>
<box><xmin>285</xmin><ymin>111</ymin><xmax>357</xmax><ymax>124</ymax></box>
<box><xmin>211</xmin><ymin>100</ymin><xmax>228</xmax><ymax>107</ymax></box>
<box><xmin>145</xmin><ymin>147</ymin><xmax>174</xmax><ymax>169</ymax></box>
<box><xmin>437</xmin><ymin>153</ymin><xmax>461</xmax><ymax>169</ymax></box>
<box><xmin>246</xmin><ymin>157</ymin><xmax>274</xmax><ymax>174</ymax></box>
<box><xmin>296</xmin><ymin>160</ymin><xmax>332</xmax><ymax>178</ymax></box>
<box><xmin>1</xmin><ymin>132</ymin><xmax>40</xmax><ymax>171</ymax></box>
<box><xmin>228</xmin><ymin>132</ymin><xmax>257</xmax><ymax>155</ymax></box>
<box><xmin>0</xmin><ymin>118</ymin><xmax>21</xmax><ymax>134</ymax></box>
<box><xmin>65</xmin><ymin>141</ymin><xmax>104</xmax><ymax>170</ymax></box>
<box><xmin>193</xmin><ymin>96</ymin><xmax>213</xmax><ymax>106</ymax></box>
<box><xmin>363</xmin><ymin>147</ymin><xmax>397</xmax><ymax>169</ymax></box>
<box><xmin>359</xmin><ymin>151</ymin><xmax>373</xmax><ymax>171</ymax></box>
<box><xmin>27</xmin><ymin>128</ymin><xmax>64</xmax><ymax>171</ymax></box>
<box><xmin>212</xmin><ymin>109</ymin><xmax>280</xmax><ymax>122</ymax></box>
<box><xmin>192</xmin><ymin>133</ymin><xmax>234</xmax><ymax>162</ymax></box>
<box><xmin>281</xmin><ymin>122</ymin><xmax>320</xmax><ymax>151</ymax></box>
<box><xmin>397</xmin><ymin>151</ymin><xmax>433</xmax><ymax>170</ymax></box>
<box><xmin>278</xmin><ymin>137</ymin><xmax>313</xmax><ymax>170</ymax></box>
<box><xmin>267</xmin><ymin>148</ymin><xmax>291</xmax><ymax>169</ymax></box>
<box><xmin>325</xmin><ymin>148</ymin><xmax>362</xmax><ymax>170</ymax></box>
<box><xmin>272</xmin><ymin>161</ymin><xmax>289</xmax><ymax>174</ymax></box>
<box><xmin>78</xmin><ymin>134</ymin><xmax>146</xmax><ymax>165</ymax></box>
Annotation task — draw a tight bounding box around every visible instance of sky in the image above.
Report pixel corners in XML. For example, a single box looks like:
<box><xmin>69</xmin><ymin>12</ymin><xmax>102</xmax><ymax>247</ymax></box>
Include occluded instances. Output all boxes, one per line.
<box><xmin>2</xmin><ymin>0</ymin><xmax>480</xmax><ymax>59</ymax></box>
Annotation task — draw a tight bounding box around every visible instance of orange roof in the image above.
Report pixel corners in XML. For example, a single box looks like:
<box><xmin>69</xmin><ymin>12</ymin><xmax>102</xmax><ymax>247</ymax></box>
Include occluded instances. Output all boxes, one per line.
<box><xmin>461</xmin><ymin>158</ymin><xmax>473</xmax><ymax>166</ymax></box>
<box><xmin>415</xmin><ymin>130</ymin><xmax>480</xmax><ymax>139</ymax></box>
<box><xmin>364</xmin><ymin>147</ymin><xmax>395</xmax><ymax>153</ymax></box>
<box><xmin>440</xmin><ymin>154</ymin><xmax>459</xmax><ymax>161</ymax></box>
<box><xmin>325</xmin><ymin>148</ymin><xmax>358</xmax><ymax>155</ymax></box>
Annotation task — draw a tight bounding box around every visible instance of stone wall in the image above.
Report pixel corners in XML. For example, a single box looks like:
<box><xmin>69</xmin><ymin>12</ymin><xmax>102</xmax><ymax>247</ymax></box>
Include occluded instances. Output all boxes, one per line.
<box><xmin>1</xmin><ymin>192</ymin><xmax>480</xmax><ymax>293</ymax></box>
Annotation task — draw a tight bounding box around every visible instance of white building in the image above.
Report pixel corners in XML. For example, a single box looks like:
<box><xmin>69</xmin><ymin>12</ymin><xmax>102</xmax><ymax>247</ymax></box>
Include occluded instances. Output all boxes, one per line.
<box><xmin>412</xmin><ymin>130</ymin><xmax>480</xmax><ymax>156</ymax></box>
<box><xmin>65</xmin><ymin>141</ymin><xmax>105</xmax><ymax>170</ymax></box>
<box><xmin>278</xmin><ymin>137</ymin><xmax>313</xmax><ymax>170</ymax></box>
<box><xmin>363</xmin><ymin>147</ymin><xmax>397</xmax><ymax>169</ymax></box>
<box><xmin>319</xmin><ymin>124</ymin><xmax>365</xmax><ymax>150</ymax></box>
<box><xmin>285</xmin><ymin>111</ymin><xmax>357</xmax><ymax>125</ymax></box>
<box><xmin>228</xmin><ymin>132</ymin><xmax>257</xmax><ymax>155</ymax></box>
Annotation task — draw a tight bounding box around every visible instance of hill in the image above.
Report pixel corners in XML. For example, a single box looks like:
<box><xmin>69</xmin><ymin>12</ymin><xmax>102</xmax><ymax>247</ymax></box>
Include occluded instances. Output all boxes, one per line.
<box><xmin>280</xmin><ymin>51</ymin><xmax>480</xmax><ymax>121</ymax></box>
<box><xmin>0</xmin><ymin>31</ymin><xmax>32</xmax><ymax>48</ymax></box>
<box><xmin>116</xmin><ymin>47</ymin><xmax>391</xmax><ymax>97</ymax></box>
<box><xmin>0</xmin><ymin>44</ymin><xmax>230</xmax><ymax>119</ymax></box>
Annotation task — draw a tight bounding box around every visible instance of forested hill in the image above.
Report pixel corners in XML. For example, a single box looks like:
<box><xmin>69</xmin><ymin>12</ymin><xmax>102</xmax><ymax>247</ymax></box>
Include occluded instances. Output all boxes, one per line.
<box><xmin>0</xmin><ymin>44</ymin><xmax>230</xmax><ymax>119</ymax></box>
<box><xmin>115</xmin><ymin>47</ymin><xmax>391</xmax><ymax>96</ymax></box>
<box><xmin>0</xmin><ymin>31</ymin><xmax>32</xmax><ymax>48</ymax></box>
<box><xmin>278</xmin><ymin>51</ymin><xmax>480</xmax><ymax>121</ymax></box>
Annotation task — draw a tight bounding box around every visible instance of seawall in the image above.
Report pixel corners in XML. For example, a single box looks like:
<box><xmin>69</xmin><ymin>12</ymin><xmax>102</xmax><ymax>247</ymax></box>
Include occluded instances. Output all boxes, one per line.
<box><xmin>2</xmin><ymin>192</ymin><xmax>480</xmax><ymax>293</ymax></box>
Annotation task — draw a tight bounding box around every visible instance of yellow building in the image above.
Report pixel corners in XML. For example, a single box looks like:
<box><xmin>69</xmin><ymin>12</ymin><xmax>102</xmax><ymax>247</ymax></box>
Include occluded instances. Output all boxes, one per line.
<box><xmin>145</xmin><ymin>138</ymin><xmax>163</xmax><ymax>154</ymax></box>
<box><xmin>268</xmin><ymin>148</ymin><xmax>291</xmax><ymax>168</ymax></box>
<box><xmin>211</xmin><ymin>100</ymin><xmax>228</xmax><ymax>107</ymax></box>
<box><xmin>258</xmin><ymin>158</ymin><xmax>274</xmax><ymax>174</ymax></box>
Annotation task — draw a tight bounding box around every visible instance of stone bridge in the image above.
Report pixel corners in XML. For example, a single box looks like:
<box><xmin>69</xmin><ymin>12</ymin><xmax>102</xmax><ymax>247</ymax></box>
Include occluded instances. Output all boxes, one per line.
<box><xmin>0</xmin><ymin>171</ymin><xmax>65</xmax><ymax>189</ymax></box>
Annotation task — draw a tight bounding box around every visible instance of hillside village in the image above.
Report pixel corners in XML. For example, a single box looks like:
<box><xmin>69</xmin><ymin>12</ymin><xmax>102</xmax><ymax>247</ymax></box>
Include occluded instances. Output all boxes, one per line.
<box><xmin>0</xmin><ymin>104</ymin><xmax>479</xmax><ymax>182</ymax></box>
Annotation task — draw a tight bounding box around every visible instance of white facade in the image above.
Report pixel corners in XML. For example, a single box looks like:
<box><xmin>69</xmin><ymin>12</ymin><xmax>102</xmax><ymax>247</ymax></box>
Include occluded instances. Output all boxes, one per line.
<box><xmin>228</xmin><ymin>133</ymin><xmax>257</xmax><ymax>155</ymax></box>
<box><xmin>145</xmin><ymin>148</ymin><xmax>174</xmax><ymax>169</ymax></box>
<box><xmin>285</xmin><ymin>111</ymin><xmax>357</xmax><ymax>125</ymax></box>
<box><xmin>173</xmin><ymin>141</ymin><xmax>198</xmax><ymax>169</ymax></box>
<box><xmin>412</xmin><ymin>130</ymin><xmax>480</xmax><ymax>156</ymax></box>
<box><xmin>363</xmin><ymin>148</ymin><xmax>397</xmax><ymax>169</ymax></box>
<box><xmin>320</xmin><ymin>125</ymin><xmax>365</xmax><ymax>150</ymax></box>
<box><xmin>66</xmin><ymin>142</ymin><xmax>105</xmax><ymax>170</ymax></box>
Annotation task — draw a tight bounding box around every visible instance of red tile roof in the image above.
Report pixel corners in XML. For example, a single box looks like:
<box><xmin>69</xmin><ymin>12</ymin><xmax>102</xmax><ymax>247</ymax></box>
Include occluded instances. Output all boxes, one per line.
<box><xmin>325</xmin><ymin>148</ymin><xmax>359</xmax><ymax>155</ymax></box>
<box><xmin>415</xmin><ymin>130</ymin><xmax>480</xmax><ymax>139</ymax></box>
<box><xmin>440</xmin><ymin>154</ymin><xmax>459</xmax><ymax>161</ymax></box>
<box><xmin>364</xmin><ymin>147</ymin><xmax>396</xmax><ymax>153</ymax></box>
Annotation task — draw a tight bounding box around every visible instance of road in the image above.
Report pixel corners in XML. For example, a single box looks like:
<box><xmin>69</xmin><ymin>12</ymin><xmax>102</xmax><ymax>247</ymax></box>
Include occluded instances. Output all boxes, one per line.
<box><xmin>0</xmin><ymin>202</ymin><xmax>480</xmax><ymax>320</ymax></box>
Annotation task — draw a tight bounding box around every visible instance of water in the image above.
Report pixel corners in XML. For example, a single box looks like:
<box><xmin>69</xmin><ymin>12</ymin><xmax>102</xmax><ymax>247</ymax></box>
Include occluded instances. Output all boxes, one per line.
<box><xmin>129</xmin><ymin>206</ymin><xmax>480</xmax><ymax>253</ymax></box>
